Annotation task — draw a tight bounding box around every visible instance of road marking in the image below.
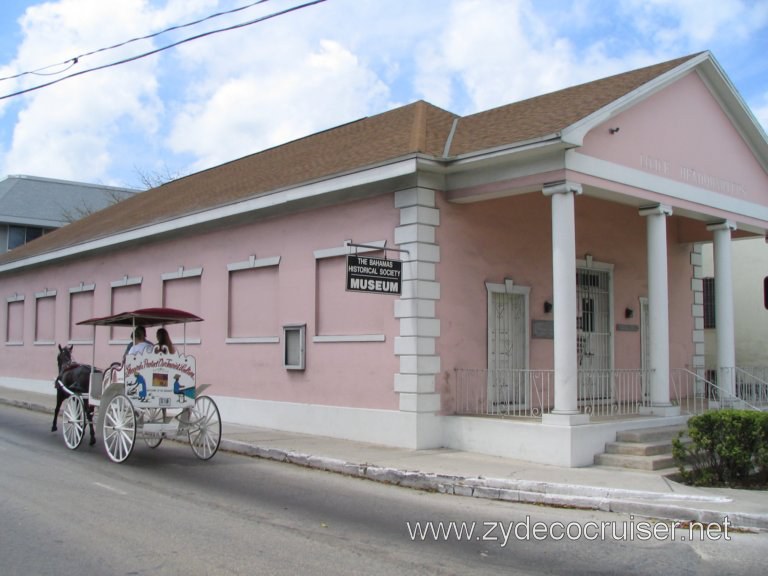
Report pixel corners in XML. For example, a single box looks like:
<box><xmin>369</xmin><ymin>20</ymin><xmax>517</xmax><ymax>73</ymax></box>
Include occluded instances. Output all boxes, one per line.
<box><xmin>92</xmin><ymin>482</ymin><xmax>128</xmax><ymax>496</ymax></box>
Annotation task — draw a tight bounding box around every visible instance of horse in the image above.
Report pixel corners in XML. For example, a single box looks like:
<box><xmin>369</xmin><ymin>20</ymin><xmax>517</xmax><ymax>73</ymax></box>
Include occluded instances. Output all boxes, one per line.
<box><xmin>52</xmin><ymin>344</ymin><xmax>97</xmax><ymax>446</ymax></box>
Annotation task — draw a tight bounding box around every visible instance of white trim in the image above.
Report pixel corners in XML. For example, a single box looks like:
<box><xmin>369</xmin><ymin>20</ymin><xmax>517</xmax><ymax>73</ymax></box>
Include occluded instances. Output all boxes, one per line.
<box><xmin>567</xmin><ymin>151</ymin><xmax>768</xmax><ymax>222</ymax></box>
<box><xmin>34</xmin><ymin>289</ymin><xmax>56</xmax><ymax>299</ymax></box>
<box><xmin>0</xmin><ymin>159</ymin><xmax>418</xmax><ymax>274</ymax></box>
<box><xmin>227</xmin><ymin>255</ymin><xmax>281</xmax><ymax>272</ymax></box>
<box><xmin>4</xmin><ymin>341</ymin><xmax>23</xmax><ymax>346</ymax></box>
<box><xmin>68</xmin><ymin>282</ymin><xmax>95</xmax><ymax>294</ymax></box>
<box><xmin>225</xmin><ymin>337</ymin><xmax>280</xmax><ymax>344</ymax></box>
<box><xmin>313</xmin><ymin>334</ymin><xmax>386</xmax><ymax>343</ymax></box>
<box><xmin>161</xmin><ymin>266</ymin><xmax>203</xmax><ymax>281</ymax></box>
<box><xmin>110</xmin><ymin>275</ymin><xmax>142</xmax><ymax>287</ymax></box>
<box><xmin>33</xmin><ymin>340</ymin><xmax>55</xmax><ymax>346</ymax></box>
<box><xmin>67</xmin><ymin>339</ymin><xmax>94</xmax><ymax>346</ymax></box>
<box><xmin>6</xmin><ymin>293</ymin><xmax>24</xmax><ymax>303</ymax></box>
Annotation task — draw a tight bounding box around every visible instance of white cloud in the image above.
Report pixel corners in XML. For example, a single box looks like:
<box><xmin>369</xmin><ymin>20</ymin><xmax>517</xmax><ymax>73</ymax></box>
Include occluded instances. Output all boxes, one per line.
<box><xmin>413</xmin><ymin>0</ymin><xmax>632</xmax><ymax>113</ymax></box>
<box><xmin>167</xmin><ymin>38</ymin><xmax>389</xmax><ymax>172</ymax></box>
<box><xmin>621</xmin><ymin>0</ymin><xmax>768</xmax><ymax>48</ymax></box>
<box><xmin>0</xmin><ymin>0</ymin><xmax>212</xmax><ymax>183</ymax></box>
<box><xmin>0</xmin><ymin>0</ymin><xmax>765</xmax><ymax>186</ymax></box>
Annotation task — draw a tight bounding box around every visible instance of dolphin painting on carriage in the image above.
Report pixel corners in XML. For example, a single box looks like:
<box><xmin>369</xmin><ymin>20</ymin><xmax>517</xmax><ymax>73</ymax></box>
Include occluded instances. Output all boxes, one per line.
<box><xmin>52</xmin><ymin>307</ymin><xmax>221</xmax><ymax>463</ymax></box>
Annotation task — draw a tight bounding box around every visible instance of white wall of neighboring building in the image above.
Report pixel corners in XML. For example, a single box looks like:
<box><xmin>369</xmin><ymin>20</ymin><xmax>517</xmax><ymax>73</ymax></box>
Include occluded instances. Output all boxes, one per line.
<box><xmin>702</xmin><ymin>237</ymin><xmax>768</xmax><ymax>368</ymax></box>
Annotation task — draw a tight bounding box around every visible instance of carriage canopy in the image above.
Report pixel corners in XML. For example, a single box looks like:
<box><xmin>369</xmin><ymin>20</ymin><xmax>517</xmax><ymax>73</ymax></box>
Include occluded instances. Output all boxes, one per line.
<box><xmin>78</xmin><ymin>307</ymin><xmax>203</xmax><ymax>327</ymax></box>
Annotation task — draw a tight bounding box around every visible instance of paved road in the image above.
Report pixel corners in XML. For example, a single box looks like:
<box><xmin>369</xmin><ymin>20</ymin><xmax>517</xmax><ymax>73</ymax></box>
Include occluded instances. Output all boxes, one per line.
<box><xmin>1</xmin><ymin>404</ymin><xmax>765</xmax><ymax>575</ymax></box>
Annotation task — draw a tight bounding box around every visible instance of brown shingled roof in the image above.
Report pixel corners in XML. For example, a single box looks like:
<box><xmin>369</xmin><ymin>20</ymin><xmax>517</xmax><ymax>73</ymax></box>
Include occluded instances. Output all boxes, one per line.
<box><xmin>448</xmin><ymin>53</ymin><xmax>701</xmax><ymax>156</ymax></box>
<box><xmin>0</xmin><ymin>53</ymin><xmax>701</xmax><ymax>267</ymax></box>
<box><xmin>1</xmin><ymin>101</ymin><xmax>457</xmax><ymax>264</ymax></box>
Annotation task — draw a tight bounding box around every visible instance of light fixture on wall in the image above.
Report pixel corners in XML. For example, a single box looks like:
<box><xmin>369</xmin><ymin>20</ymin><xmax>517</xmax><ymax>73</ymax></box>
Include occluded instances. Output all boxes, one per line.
<box><xmin>625</xmin><ymin>307</ymin><xmax>634</xmax><ymax>319</ymax></box>
<box><xmin>609</xmin><ymin>127</ymin><xmax>620</xmax><ymax>134</ymax></box>
<box><xmin>544</xmin><ymin>300</ymin><xmax>553</xmax><ymax>314</ymax></box>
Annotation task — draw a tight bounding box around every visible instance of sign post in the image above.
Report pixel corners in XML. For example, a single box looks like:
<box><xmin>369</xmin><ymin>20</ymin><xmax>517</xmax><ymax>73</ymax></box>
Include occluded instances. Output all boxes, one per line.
<box><xmin>346</xmin><ymin>255</ymin><xmax>402</xmax><ymax>295</ymax></box>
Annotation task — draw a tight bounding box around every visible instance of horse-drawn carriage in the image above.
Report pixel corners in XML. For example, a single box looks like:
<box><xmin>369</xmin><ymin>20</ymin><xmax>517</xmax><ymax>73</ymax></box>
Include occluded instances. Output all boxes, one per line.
<box><xmin>53</xmin><ymin>308</ymin><xmax>221</xmax><ymax>463</ymax></box>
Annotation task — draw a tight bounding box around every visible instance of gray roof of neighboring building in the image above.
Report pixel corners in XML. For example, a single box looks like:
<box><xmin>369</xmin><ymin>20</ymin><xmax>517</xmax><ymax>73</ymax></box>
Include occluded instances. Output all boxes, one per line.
<box><xmin>0</xmin><ymin>174</ymin><xmax>141</xmax><ymax>228</ymax></box>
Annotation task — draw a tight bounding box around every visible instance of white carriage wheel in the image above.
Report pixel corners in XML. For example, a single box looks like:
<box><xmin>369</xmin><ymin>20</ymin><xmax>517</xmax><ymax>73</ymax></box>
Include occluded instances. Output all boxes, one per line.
<box><xmin>62</xmin><ymin>395</ymin><xmax>86</xmax><ymax>450</ymax></box>
<box><xmin>143</xmin><ymin>408</ymin><xmax>164</xmax><ymax>449</ymax></box>
<box><xmin>102</xmin><ymin>394</ymin><xmax>136</xmax><ymax>463</ymax></box>
<box><xmin>188</xmin><ymin>396</ymin><xmax>221</xmax><ymax>461</ymax></box>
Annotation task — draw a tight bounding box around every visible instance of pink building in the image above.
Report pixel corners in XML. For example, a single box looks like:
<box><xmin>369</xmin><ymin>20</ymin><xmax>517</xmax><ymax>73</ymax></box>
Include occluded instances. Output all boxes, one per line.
<box><xmin>2</xmin><ymin>52</ymin><xmax>767</xmax><ymax>466</ymax></box>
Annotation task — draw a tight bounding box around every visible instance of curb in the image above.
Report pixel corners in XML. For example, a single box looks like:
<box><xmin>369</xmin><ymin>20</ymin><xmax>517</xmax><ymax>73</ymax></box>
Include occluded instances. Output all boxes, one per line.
<box><xmin>220</xmin><ymin>438</ymin><xmax>768</xmax><ymax>532</ymax></box>
<box><xmin>5</xmin><ymin>398</ymin><xmax>766</xmax><ymax>531</ymax></box>
<box><xmin>0</xmin><ymin>396</ymin><xmax>53</xmax><ymax>415</ymax></box>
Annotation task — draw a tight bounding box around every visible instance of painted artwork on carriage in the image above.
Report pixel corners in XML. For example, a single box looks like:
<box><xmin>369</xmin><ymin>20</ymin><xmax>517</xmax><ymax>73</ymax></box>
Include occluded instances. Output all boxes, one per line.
<box><xmin>124</xmin><ymin>352</ymin><xmax>196</xmax><ymax>409</ymax></box>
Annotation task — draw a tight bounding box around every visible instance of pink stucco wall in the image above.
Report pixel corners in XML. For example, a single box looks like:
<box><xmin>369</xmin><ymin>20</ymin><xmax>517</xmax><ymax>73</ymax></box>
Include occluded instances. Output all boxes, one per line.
<box><xmin>0</xmin><ymin>192</ymin><xmax>401</xmax><ymax>410</ymax></box>
<box><xmin>435</xmin><ymin>191</ymin><xmax>694</xmax><ymax>409</ymax></box>
<box><xmin>580</xmin><ymin>71</ymin><xmax>768</xmax><ymax>209</ymax></box>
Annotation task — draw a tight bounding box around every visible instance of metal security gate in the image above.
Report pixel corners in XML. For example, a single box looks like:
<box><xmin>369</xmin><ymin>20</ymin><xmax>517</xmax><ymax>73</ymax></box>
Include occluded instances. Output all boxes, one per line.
<box><xmin>577</xmin><ymin>267</ymin><xmax>612</xmax><ymax>401</ymax></box>
<box><xmin>487</xmin><ymin>289</ymin><xmax>528</xmax><ymax>412</ymax></box>
<box><xmin>640</xmin><ymin>296</ymin><xmax>650</xmax><ymax>402</ymax></box>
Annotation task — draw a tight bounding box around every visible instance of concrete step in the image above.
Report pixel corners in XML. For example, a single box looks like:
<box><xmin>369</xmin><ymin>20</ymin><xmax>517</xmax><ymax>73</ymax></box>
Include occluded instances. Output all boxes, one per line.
<box><xmin>604</xmin><ymin>439</ymin><xmax>673</xmax><ymax>456</ymax></box>
<box><xmin>594</xmin><ymin>452</ymin><xmax>677</xmax><ymax>471</ymax></box>
<box><xmin>615</xmin><ymin>425</ymin><xmax>687</xmax><ymax>443</ymax></box>
<box><xmin>594</xmin><ymin>425</ymin><xmax>689</xmax><ymax>471</ymax></box>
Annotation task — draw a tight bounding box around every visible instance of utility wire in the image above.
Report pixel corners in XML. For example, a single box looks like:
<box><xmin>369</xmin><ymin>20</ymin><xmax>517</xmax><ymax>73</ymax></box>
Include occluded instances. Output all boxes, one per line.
<box><xmin>0</xmin><ymin>0</ymin><xmax>272</xmax><ymax>83</ymax></box>
<box><xmin>0</xmin><ymin>0</ymin><xmax>326</xmax><ymax>101</ymax></box>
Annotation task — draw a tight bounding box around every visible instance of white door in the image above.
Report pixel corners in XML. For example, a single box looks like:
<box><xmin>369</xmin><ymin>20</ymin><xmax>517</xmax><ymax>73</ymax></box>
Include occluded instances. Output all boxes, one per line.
<box><xmin>576</xmin><ymin>267</ymin><xmax>613</xmax><ymax>401</ymax></box>
<box><xmin>487</xmin><ymin>285</ymin><xmax>529</xmax><ymax>413</ymax></box>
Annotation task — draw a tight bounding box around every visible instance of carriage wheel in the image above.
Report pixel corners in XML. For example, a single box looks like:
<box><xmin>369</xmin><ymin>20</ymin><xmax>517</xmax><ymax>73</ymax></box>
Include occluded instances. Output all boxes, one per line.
<box><xmin>188</xmin><ymin>396</ymin><xmax>221</xmax><ymax>460</ymax></box>
<box><xmin>143</xmin><ymin>408</ymin><xmax>164</xmax><ymax>449</ymax></box>
<box><xmin>62</xmin><ymin>395</ymin><xmax>86</xmax><ymax>450</ymax></box>
<box><xmin>102</xmin><ymin>394</ymin><xmax>136</xmax><ymax>463</ymax></box>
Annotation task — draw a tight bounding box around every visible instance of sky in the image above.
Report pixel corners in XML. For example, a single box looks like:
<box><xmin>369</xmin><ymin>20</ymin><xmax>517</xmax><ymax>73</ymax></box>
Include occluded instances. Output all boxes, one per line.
<box><xmin>0</xmin><ymin>0</ymin><xmax>766</xmax><ymax>190</ymax></box>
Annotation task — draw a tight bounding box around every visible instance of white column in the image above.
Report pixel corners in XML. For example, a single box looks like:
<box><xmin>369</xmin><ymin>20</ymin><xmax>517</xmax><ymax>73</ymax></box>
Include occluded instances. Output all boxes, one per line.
<box><xmin>542</xmin><ymin>181</ymin><xmax>588</xmax><ymax>425</ymax></box>
<box><xmin>639</xmin><ymin>204</ymin><xmax>678</xmax><ymax>415</ymax></box>
<box><xmin>707</xmin><ymin>220</ymin><xmax>737</xmax><ymax>397</ymax></box>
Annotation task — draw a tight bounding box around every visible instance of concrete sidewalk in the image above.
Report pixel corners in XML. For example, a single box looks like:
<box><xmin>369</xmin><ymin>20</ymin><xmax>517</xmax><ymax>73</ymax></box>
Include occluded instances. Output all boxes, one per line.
<box><xmin>3</xmin><ymin>385</ymin><xmax>766</xmax><ymax>531</ymax></box>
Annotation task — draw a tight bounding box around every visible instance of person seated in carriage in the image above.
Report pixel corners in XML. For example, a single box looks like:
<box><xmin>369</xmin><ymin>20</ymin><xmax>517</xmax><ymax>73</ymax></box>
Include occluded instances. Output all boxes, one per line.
<box><xmin>155</xmin><ymin>328</ymin><xmax>176</xmax><ymax>354</ymax></box>
<box><xmin>126</xmin><ymin>326</ymin><xmax>154</xmax><ymax>356</ymax></box>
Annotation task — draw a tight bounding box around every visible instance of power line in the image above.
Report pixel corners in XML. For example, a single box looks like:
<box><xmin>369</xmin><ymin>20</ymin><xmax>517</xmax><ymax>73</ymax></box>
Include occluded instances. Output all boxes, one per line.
<box><xmin>0</xmin><ymin>0</ymin><xmax>327</xmax><ymax>101</ymax></box>
<box><xmin>0</xmin><ymin>0</ymin><xmax>272</xmax><ymax>83</ymax></box>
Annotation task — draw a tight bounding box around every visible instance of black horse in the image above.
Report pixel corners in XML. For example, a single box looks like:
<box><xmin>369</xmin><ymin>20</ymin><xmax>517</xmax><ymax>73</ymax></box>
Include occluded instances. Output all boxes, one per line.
<box><xmin>52</xmin><ymin>344</ymin><xmax>97</xmax><ymax>446</ymax></box>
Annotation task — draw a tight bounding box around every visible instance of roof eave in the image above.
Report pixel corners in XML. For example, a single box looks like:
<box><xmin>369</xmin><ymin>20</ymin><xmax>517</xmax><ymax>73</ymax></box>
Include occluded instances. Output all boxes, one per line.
<box><xmin>0</xmin><ymin>157</ymin><xmax>420</xmax><ymax>275</ymax></box>
<box><xmin>441</xmin><ymin>133</ymin><xmax>569</xmax><ymax>173</ymax></box>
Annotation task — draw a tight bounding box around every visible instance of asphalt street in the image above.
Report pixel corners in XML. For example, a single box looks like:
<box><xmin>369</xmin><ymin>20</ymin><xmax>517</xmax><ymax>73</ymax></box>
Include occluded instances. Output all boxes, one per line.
<box><xmin>2</xmin><ymin>404</ymin><xmax>766</xmax><ymax>576</ymax></box>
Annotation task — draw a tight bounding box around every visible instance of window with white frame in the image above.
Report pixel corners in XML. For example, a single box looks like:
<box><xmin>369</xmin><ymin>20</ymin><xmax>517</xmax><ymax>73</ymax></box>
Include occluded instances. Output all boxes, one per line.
<box><xmin>313</xmin><ymin>240</ymin><xmax>389</xmax><ymax>343</ymax></box>
<box><xmin>162</xmin><ymin>267</ymin><xmax>202</xmax><ymax>343</ymax></box>
<box><xmin>227</xmin><ymin>255</ymin><xmax>280</xmax><ymax>343</ymax></box>
<box><xmin>283</xmin><ymin>324</ymin><xmax>306</xmax><ymax>370</ymax></box>
<box><xmin>34</xmin><ymin>289</ymin><xmax>57</xmax><ymax>344</ymax></box>
<box><xmin>110</xmin><ymin>276</ymin><xmax>142</xmax><ymax>343</ymax></box>
<box><xmin>6</xmin><ymin>294</ymin><xmax>24</xmax><ymax>344</ymax></box>
<box><xmin>68</xmin><ymin>282</ymin><xmax>95</xmax><ymax>343</ymax></box>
